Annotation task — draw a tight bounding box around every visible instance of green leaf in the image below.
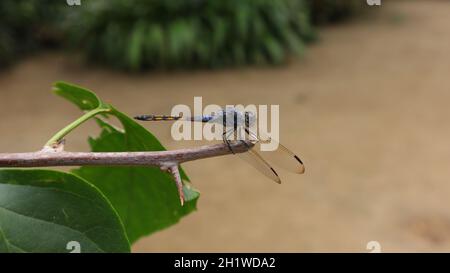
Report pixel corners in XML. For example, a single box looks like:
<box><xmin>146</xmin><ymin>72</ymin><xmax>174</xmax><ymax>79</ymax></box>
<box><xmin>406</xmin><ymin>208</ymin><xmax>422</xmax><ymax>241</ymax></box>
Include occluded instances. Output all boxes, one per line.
<box><xmin>54</xmin><ymin>82</ymin><xmax>200</xmax><ymax>244</ymax></box>
<box><xmin>53</xmin><ymin>81</ymin><xmax>108</xmax><ymax>111</ymax></box>
<box><xmin>145</xmin><ymin>24</ymin><xmax>165</xmax><ymax>66</ymax></box>
<box><xmin>0</xmin><ymin>169</ymin><xmax>130</xmax><ymax>253</ymax></box>
<box><xmin>127</xmin><ymin>21</ymin><xmax>146</xmax><ymax>70</ymax></box>
<box><xmin>263</xmin><ymin>35</ymin><xmax>285</xmax><ymax>64</ymax></box>
<box><xmin>167</xmin><ymin>20</ymin><xmax>197</xmax><ymax>65</ymax></box>
<box><xmin>235</xmin><ymin>5</ymin><xmax>250</xmax><ymax>39</ymax></box>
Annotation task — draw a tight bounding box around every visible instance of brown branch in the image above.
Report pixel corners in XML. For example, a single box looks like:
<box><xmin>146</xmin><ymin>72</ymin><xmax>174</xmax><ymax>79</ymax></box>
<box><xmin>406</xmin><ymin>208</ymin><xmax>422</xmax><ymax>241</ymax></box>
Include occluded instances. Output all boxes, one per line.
<box><xmin>0</xmin><ymin>141</ymin><xmax>252</xmax><ymax>206</ymax></box>
<box><xmin>0</xmin><ymin>142</ymin><xmax>252</xmax><ymax>168</ymax></box>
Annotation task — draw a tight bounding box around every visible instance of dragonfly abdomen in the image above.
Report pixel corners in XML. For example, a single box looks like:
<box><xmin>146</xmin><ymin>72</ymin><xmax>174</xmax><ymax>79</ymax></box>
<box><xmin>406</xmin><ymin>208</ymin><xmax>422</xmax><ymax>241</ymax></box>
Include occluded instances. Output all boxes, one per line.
<box><xmin>134</xmin><ymin>114</ymin><xmax>214</xmax><ymax>122</ymax></box>
<box><xmin>134</xmin><ymin>114</ymin><xmax>182</xmax><ymax>121</ymax></box>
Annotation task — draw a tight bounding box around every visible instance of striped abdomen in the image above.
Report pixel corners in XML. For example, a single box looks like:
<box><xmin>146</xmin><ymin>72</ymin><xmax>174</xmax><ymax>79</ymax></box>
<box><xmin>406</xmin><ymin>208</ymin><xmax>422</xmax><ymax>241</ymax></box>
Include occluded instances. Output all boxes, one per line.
<box><xmin>134</xmin><ymin>114</ymin><xmax>214</xmax><ymax>122</ymax></box>
<box><xmin>134</xmin><ymin>115</ymin><xmax>182</xmax><ymax>121</ymax></box>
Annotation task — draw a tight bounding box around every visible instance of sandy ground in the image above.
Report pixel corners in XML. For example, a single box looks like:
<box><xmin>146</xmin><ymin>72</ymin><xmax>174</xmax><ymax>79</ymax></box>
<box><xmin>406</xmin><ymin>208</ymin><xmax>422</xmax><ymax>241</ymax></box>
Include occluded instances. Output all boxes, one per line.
<box><xmin>1</xmin><ymin>0</ymin><xmax>450</xmax><ymax>252</ymax></box>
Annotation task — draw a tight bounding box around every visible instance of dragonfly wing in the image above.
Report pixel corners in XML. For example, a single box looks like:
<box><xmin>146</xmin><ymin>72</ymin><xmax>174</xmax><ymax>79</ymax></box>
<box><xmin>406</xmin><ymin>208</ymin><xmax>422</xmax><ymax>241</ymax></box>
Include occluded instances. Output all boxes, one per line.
<box><xmin>236</xmin><ymin>148</ymin><xmax>281</xmax><ymax>184</ymax></box>
<box><xmin>245</xmin><ymin>129</ymin><xmax>305</xmax><ymax>174</ymax></box>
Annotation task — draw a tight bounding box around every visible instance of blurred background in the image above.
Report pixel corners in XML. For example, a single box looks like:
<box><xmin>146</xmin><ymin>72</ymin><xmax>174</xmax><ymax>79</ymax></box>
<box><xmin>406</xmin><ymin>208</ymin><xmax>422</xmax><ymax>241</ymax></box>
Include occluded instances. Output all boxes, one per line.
<box><xmin>1</xmin><ymin>0</ymin><xmax>449</xmax><ymax>252</ymax></box>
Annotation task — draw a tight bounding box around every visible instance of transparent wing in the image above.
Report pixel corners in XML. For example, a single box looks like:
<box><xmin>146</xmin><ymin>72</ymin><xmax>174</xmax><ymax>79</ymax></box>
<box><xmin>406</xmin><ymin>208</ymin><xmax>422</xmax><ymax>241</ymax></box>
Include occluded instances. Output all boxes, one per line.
<box><xmin>245</xmin><ymin>129</ymin><xmax>305</xmax><ymax>174</ymax></box>
<box><xmin>223</xmin><ymin>128</ymin><xmax>281</xmax><ymax>184</ymax></box>
<box><xmin>236</xmin><ymin>148</ymin><xmax>281</xmax><ymax>184</ymax></box>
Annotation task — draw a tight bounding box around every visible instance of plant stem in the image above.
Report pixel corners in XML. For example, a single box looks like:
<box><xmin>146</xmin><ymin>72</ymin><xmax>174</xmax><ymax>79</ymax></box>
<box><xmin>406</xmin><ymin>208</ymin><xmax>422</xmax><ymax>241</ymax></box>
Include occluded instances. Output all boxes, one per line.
<box><xmin>45</xmin><ymin>108</ymin><xmax>107</xmax><ymax>147</ymax></box>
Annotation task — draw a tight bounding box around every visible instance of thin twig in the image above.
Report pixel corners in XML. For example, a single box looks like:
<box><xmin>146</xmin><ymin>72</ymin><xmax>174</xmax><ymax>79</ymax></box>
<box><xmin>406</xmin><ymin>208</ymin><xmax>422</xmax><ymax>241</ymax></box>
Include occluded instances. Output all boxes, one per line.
<box><xmin>166</xmin><ymin>164</ymin><xmax>184</xmax><ymax>206</ymax></box>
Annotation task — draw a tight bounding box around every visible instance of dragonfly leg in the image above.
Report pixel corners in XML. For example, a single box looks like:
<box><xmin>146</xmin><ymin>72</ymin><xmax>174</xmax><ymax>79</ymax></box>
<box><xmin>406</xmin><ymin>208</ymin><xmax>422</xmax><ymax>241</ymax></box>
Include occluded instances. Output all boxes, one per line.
<box><xmin>239</xmin><ymin>140</ymin><xmax>251</xmax><ymax>151</ymax></box>
<box><xmin>223</xmin><ymin>129</ymin><xmax>235</xmax><ymax>154</ymax></box>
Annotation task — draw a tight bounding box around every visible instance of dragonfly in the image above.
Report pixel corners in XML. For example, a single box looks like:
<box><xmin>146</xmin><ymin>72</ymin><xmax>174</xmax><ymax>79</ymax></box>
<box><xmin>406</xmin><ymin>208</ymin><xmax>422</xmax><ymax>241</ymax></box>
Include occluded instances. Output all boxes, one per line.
<box><xmin>134</xmin><ymin>107</ymin><xmax>305</xmax><ymax>184</ymax></box>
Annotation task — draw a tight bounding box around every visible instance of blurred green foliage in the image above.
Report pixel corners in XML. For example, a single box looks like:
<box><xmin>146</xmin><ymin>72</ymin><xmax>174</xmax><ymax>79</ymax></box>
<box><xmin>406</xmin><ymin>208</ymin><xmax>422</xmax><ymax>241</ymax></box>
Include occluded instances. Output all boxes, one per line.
<box><xmin>0</xmin><ymin>0</ymin><xmax>367</xmax><ymax>70</ymax></box>
<box><xmin>71</xmin><ymin>0</ymin><xmax>315</xmax><ymax>70</ymax></box>
<box><xmin>307</xmin><ymin>0</ymin><xmax>365</xmax><ymax>24</ymax></box>
<box><xmin>0</xmin><ymin>0</ymin><xmax>66</xmax><ymax>67</ymax></box>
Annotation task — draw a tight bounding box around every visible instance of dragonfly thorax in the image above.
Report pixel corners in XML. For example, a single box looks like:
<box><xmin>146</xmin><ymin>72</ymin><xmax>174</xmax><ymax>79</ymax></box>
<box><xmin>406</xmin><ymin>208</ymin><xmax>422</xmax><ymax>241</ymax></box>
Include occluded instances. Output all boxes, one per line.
<box><xmin>209</xmin><ymin>109</ymin><xmax>256</xmax><ymax>129</ymax></box>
